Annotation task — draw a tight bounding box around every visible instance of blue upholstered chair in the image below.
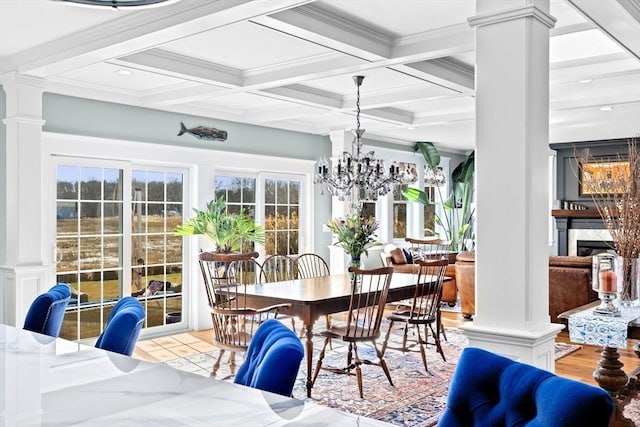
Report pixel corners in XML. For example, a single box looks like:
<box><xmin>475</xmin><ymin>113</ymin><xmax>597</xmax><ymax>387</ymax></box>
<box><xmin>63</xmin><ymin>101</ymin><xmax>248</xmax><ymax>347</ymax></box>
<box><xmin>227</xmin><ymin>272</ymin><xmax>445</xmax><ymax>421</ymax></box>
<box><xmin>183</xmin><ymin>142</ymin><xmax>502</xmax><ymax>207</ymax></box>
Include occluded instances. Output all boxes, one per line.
<box><xmin>233</xmin><ymin>319</ymin><xmax>304</xmax><ymax>397</ymax></box>
<box><xmin>438</xmin><ymin>347</ymin><xmax>615</xmax><ymax>427</ymax></box>
<box><xmin>95</xmin><ymin>297</ymin><xmax>145</xmax><ymax>356</ymax></box>
<box><xmin>23</xmin><ymin>283</ymin><xmax>72</xmax><ymax>337</ymax></box>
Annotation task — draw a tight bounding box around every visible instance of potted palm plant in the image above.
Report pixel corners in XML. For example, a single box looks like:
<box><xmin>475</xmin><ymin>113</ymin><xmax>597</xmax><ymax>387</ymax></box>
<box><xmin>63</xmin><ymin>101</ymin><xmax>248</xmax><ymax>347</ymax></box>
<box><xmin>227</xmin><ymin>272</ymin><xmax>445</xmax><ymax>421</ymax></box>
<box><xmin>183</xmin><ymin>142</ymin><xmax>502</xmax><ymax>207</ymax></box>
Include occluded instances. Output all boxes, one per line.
<box><xmin>175</xmin><ymin>197</ymin><xmax>265</xmax><ymax>253</ymax></box>
<box><xmin>403</xmin><ymin>141</ymin><xmax>475</xmax><ymax>252</ymax></box>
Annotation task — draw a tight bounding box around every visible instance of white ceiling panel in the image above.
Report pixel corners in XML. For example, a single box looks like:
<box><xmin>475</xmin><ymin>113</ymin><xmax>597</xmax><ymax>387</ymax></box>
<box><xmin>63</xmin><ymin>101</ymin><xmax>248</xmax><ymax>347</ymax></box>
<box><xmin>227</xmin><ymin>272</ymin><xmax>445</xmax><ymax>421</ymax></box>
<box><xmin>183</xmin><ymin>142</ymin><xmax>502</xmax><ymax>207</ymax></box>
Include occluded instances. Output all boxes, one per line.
<box><xmin>160</xmin><ymin>20</ymin><xmax>332</xmax><ymax>71</ymax></box>
<box><xmin>316</xmin><ymin>0</ymin><xmax>475</xmax><ymax>36</ymax></box>
<box><xmin>54</xmin><ymin>62</ymin><xmax>188</xmax><ymax>92</ymax></box>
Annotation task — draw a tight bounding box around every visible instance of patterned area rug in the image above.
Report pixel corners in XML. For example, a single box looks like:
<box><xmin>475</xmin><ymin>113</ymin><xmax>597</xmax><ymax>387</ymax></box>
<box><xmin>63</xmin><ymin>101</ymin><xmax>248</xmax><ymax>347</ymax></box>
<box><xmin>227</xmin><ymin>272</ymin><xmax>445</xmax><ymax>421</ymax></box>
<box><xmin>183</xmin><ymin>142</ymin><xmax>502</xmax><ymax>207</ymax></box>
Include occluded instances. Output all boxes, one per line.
<box><xmin>164</xmin><ymin>325</ymin><xmax>583</xmax><ymax>426</ymax></box>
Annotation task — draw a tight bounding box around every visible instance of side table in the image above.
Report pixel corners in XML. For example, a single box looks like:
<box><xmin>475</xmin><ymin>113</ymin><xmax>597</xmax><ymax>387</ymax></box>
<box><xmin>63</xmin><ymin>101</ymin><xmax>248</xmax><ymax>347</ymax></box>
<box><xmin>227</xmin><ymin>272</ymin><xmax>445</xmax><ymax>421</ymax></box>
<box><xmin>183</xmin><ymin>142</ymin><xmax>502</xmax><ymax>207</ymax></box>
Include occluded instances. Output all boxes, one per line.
<box><xmin>560</xmin><ymin>302</ymin><xmax>640</xmax><ymax>427</ymax></box>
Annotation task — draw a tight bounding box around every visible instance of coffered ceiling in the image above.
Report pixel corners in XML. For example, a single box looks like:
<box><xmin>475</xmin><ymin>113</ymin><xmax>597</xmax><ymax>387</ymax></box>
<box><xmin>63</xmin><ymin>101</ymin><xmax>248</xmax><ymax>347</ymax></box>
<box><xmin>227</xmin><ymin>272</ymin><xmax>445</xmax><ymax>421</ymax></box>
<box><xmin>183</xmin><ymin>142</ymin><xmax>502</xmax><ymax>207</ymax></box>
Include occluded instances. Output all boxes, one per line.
<box><xmin>1</xmin><ymin>0</ymin><xmax>640</xmax><ymax>152</ymax></box>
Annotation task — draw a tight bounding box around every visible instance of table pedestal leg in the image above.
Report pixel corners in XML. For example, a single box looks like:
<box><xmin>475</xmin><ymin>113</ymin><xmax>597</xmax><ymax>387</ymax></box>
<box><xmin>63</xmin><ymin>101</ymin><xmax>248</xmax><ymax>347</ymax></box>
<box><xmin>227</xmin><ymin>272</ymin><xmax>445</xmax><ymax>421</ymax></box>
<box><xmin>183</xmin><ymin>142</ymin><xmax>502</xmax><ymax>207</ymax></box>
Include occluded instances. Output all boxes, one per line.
<box><xmin>593</xmin><ymin>346</ymin><xmax>634</xmax><ymax>427</ymax></box>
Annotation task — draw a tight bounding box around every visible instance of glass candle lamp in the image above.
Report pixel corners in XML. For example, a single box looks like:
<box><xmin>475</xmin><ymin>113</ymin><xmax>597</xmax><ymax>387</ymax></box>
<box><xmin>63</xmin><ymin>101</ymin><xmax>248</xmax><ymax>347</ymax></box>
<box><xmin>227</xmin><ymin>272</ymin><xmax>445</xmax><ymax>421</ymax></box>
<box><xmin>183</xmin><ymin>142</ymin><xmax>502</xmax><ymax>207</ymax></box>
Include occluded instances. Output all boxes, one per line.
<box><xmin>592</xmin><ymin>253</ymin><xmax>620</xmax><ymax>316</ymax></box>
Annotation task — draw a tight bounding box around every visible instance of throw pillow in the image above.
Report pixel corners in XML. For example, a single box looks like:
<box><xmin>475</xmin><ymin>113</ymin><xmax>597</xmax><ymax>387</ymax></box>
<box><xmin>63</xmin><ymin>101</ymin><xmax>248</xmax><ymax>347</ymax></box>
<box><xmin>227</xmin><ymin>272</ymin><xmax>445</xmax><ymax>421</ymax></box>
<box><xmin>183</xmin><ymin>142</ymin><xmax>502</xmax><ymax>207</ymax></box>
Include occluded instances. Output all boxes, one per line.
<box><xmin>402</xmin><ymin>248</ymin><xmax>414</xmax><ymax>264</ymax></box>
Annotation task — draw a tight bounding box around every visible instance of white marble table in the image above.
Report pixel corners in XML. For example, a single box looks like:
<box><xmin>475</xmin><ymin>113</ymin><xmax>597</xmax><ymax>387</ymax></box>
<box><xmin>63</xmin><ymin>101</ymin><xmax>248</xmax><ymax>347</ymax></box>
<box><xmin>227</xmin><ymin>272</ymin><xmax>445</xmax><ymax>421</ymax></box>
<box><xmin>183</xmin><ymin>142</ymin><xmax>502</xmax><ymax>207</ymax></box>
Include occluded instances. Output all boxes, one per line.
<box><xmin>0</xmin><ymin>324</ymin><xmax>392</xmax><ymax>426</ymax></box>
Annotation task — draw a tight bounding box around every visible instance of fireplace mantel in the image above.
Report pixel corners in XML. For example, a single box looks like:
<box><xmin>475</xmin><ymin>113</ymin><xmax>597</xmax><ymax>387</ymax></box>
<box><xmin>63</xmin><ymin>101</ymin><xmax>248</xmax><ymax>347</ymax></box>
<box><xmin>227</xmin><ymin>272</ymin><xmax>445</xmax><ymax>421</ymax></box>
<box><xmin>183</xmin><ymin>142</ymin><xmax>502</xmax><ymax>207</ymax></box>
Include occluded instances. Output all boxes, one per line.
<box><xmin>551</xmin><ymin>209</ymin><xmax>601</xmax><ymax>219</ymax></box>
<box><xmin>552</xmin><ymin>209</ymin><xmax>607</xmax><ymax>255</ymax></box>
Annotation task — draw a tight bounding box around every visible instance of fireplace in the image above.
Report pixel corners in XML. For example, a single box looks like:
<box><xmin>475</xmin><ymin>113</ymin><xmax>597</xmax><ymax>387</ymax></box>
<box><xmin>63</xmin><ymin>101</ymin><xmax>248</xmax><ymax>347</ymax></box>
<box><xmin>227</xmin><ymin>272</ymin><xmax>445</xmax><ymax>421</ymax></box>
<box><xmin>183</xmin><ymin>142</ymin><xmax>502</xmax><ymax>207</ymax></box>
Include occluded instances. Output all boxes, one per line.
<box><xmin>552</xmin><ymin>209</ymin><xmax>611</xmax><ymax>256</ymax></box>
<box><xmin>576</xmin><ymin>240</ymin><xmax>615</xmax><ymax>257</ymax></box>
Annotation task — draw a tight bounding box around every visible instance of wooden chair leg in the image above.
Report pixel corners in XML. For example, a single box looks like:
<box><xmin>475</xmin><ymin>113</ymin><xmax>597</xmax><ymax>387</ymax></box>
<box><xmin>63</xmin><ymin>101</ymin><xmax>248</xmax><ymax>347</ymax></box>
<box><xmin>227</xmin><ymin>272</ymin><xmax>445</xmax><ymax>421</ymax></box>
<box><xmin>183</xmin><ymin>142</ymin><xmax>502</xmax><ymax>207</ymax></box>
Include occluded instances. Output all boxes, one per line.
<box><xmin>429</xmin><ymin>323</ymin><xmax>446</xmax><ymax>362</ymax></box>
<box><xmin>211</xmin><ymin>348</ymin><xmax>225</xmax><ymax>378</ymax></box>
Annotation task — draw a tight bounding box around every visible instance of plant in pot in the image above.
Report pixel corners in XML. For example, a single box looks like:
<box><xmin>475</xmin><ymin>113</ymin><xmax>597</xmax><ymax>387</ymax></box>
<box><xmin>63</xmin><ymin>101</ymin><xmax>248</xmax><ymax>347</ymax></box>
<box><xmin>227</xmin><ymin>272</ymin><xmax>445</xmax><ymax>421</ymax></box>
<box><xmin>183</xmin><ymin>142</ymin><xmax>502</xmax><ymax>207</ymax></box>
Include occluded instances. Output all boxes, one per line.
<box><xmin>176</xmin><ymin>197</ymin><xmax>265</xmax><ymax>283</ymax></box>
<box><xmin>175</xmin><ymin>197</ymin><xmax>265</xmax><ymax>253</ymax></box>
<box><xmin>403</xmin><ymin>141</ymin><xmax>475</xmax><ymax>252</ymax></box>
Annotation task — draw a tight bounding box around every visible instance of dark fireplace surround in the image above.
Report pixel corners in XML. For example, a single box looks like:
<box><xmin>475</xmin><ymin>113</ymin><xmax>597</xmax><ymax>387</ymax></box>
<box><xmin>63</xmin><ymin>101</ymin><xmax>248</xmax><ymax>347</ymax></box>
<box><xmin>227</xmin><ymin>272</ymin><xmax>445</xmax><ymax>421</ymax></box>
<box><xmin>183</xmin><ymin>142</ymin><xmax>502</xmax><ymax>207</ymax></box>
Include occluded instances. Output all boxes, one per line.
<box><xmin>550</xmin><ymin>138</ymin><xmax>630</xmax><ymax>256</ymax></box>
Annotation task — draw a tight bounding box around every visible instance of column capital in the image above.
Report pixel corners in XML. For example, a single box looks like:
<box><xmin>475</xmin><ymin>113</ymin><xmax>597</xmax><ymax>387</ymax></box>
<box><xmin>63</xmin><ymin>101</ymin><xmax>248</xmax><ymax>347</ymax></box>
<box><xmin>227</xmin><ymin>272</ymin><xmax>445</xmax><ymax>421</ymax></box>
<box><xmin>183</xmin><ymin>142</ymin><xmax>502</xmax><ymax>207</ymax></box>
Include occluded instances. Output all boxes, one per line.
<box><xmin>0</xmin><ymin>72</ymin><xmax>45</xmax><ymax>92</ymax></box>
<box><xmin>468</xmin><ymin>5</ymin><xmax>556</xmax><ymax>29</ymax></box>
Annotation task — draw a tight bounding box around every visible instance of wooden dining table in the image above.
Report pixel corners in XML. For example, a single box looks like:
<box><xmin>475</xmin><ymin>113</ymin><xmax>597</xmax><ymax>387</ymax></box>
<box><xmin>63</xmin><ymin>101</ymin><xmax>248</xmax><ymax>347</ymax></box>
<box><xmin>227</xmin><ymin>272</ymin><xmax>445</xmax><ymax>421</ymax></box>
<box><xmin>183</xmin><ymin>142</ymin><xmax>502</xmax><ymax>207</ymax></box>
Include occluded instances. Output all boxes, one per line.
<box><xmin>241</xmin><ymin>272</ymin><xmax>423</xmax><ymax>397</ymax></box>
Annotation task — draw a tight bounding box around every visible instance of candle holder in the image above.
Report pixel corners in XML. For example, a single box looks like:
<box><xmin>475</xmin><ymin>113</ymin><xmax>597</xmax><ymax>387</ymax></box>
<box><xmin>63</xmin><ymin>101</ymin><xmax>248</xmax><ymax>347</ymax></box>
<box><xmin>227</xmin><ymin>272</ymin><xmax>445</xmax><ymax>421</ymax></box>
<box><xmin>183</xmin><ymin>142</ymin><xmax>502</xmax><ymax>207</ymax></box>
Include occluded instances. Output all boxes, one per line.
<box><xmin>593</xmin><ymin>253</ymin><xmax>621</xmax><ymax>317</ymax></box>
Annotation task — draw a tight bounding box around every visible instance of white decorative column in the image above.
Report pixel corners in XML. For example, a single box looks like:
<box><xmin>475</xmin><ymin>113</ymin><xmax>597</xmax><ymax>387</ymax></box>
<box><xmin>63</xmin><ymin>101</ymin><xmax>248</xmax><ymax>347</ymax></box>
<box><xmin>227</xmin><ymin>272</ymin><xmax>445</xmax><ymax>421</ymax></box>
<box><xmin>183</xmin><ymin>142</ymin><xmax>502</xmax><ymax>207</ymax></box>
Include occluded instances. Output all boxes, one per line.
<box><xmin>463</xmin><ymin>1</ymin><xmax>563</xmax><ymax>371</ymax></box>
<box><xmin>0</xmin><ymin>73</ymin><xmax>53</xmax><ymax>326</ymax></box>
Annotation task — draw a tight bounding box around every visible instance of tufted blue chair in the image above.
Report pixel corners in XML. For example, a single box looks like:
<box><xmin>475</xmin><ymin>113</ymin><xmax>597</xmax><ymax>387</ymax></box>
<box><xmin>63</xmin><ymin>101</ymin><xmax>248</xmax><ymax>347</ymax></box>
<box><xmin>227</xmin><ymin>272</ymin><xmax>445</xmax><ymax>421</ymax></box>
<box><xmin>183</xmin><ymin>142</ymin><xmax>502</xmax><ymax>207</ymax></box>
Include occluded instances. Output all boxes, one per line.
<box><xmin>95</xmin><ymin>297</ymin><xmax>145</xmax><ymax>356</ymax></box>
<box><xmin>233</xmin><ymin>319</ymin><xmax>304</xmax><ymax>397</ymax></box>
<box><xmin>23</xmin><ymin>283</ymin><xmax>72</xmax><ymax>337</ymax></box>
<box><xmin>438</xmin><ymin>347</ymin><xmax>615</xmax><ymax>427</ymax></box>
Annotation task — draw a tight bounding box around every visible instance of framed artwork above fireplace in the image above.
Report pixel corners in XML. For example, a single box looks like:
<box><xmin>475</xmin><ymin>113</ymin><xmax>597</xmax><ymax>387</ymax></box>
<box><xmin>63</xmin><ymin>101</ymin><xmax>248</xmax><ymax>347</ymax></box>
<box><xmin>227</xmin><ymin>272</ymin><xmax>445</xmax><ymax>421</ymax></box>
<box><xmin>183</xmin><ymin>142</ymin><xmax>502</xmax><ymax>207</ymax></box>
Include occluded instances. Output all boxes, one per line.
<box><xmin>579</xmin><ymin>159</ymin><xmax>629</xmax><ymax>196</ymax></box>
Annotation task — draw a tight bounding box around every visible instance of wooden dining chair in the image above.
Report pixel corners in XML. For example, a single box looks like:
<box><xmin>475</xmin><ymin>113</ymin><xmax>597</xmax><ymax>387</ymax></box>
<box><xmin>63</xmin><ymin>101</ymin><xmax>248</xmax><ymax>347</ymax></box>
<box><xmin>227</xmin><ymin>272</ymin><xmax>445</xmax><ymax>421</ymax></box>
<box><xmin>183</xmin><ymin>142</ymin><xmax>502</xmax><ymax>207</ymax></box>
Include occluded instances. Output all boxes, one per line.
<box><xmin>261</xmin><ymin>254</ymin><xmax>297</xmax><ymax>282</ymax></box>
<box><xmin>381</xmin><ymin>258</ymin><xmax>449</xmax><ymax>372</ymax></box>
<box><xmin>198</xmin><ymin>251</ymin><xmax>290</xmax><ymax>378</ymax></box>
<box><xmin>261</xmin><ymin>254</ymin><xmax>300</xmax><ymax>330</ymax></box>
<box><xmin>295</xmin><ymin>253</ymin><xmax>330</xmax><ymax>279</ymax></box>
<box><xmin>404</xmin><ymin>237</ymin><xmax>452</xmax><ymax>341</ymax></box>
<box><xmin>311</xmin><ymin>266</ymin><xmax>394</xmax><ymax>399</ymax></box>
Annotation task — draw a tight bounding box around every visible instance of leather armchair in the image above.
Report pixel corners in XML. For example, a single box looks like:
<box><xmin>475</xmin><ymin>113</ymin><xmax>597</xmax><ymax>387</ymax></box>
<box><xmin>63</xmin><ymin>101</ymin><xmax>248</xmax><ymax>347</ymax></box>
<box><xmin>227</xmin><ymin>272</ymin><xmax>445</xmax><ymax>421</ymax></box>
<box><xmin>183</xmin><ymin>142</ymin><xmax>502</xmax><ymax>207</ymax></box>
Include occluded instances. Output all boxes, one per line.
<box><xmin>455</xmin><ymin>252</ymin><xmax>598</xmax><ymax>323</ymax></box>
<box><xmin>454</xmin><ymin>252</ymin><xmax>475</xmax><ymax>319</ymax></box>
<box><xmin>549</xmin><ymin>256</ymin><xmax>597</xmax><ymax>323</ymax></box>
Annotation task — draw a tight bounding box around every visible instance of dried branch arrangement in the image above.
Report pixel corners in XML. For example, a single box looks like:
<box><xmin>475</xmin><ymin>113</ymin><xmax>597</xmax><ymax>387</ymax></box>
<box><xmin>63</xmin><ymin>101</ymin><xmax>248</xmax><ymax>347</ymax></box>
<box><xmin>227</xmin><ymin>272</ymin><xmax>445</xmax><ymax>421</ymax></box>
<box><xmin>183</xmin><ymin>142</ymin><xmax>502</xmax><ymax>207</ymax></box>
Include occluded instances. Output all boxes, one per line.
<box><xmin>581</xmin><ymin>139</ymin><xmax>640</xmax><ymax>258</ymax></box>
<box><xmin>580</xmin><ymin>139</ymin><xmax>640</xmax><ymax>301</ymax></box>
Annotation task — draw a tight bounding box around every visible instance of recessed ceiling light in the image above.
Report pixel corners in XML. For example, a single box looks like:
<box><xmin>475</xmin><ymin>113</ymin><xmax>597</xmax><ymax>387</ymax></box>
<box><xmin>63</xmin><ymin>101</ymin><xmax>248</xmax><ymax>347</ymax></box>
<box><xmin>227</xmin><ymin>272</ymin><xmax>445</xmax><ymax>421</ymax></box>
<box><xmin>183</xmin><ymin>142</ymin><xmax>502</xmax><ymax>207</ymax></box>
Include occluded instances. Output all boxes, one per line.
<box><xmin>600</xmin><ymin>106</ymin><xmax>613</xmax><ymax>111</ymax></box>
<box><xmin>408</xmin><ymin>127</ymin><xmax>416</xmax><ymax>130</ymax></box>
<box><xmin>116</xmin><ymin>69</ymin><xmax>132</xmax><ymax>76</ymax></box>
<box><xmin>578</xmin><ymin>79</ymin><xmax>593</xmax><ymax>84</ymax></box>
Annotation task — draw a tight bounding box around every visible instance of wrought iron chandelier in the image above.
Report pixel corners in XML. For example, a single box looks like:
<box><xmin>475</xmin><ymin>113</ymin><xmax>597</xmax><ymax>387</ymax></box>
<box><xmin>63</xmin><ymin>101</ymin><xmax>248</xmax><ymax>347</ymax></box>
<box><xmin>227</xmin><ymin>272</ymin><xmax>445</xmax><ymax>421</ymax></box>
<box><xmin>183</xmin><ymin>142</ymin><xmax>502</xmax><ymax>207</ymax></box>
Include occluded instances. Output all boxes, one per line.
<box><xmin>314</xmin><ymin>75</ymin><xmax>416</xmax><ymax>209</ymax></box>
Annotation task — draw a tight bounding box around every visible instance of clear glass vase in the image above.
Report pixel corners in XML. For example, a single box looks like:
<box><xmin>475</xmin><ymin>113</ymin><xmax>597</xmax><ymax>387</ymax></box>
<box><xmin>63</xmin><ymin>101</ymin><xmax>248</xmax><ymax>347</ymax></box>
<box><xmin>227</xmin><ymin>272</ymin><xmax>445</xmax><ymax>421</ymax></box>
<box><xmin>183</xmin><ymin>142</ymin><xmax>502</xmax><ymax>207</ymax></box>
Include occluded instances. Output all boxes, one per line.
<box><xmin>349</xmin><ymin>255</ymin><xmax>362</xmax><ymax>283</ymax></box>
<box><xmin>617</xmin><ymin>256</ymin><xmax>640</xmax><ymax>306</ymax></box>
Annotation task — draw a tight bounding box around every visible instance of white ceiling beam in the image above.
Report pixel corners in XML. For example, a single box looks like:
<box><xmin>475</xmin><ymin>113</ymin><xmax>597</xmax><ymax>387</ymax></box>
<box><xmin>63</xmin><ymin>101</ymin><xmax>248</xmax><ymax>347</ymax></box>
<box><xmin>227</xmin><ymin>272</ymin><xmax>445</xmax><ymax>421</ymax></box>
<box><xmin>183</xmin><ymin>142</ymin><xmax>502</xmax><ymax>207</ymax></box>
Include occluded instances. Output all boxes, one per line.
<box><xmin>251</xmin><ymin>5</ymin><xmax>393</xmax><ymax>60</ymax></box>
<box><xmin>568</xmin><ymin>0</ymin><xmax>640</xmax><ymax>61</ymax></box>
<box><xmin>361</xmin><ymin>108</ymin><xmax>414</xmax><ymax>125</ymax></box>
<box><xmin>403</xmin><ymin>58</ymin><xmax>475</xmax><ymax>91</ymax></box>
<box><xmin>111</xmin><ymin>50</ymin><xmax>242</xmax><ymax>87</ymax></box>
<box><xmin>4</xmin><ymin>0</ymin><xmax>318</xmax><ymax>76</ymax></box>
<box><xmin>259</xmin><ymin>85</ymin><xmax>342</xmax><ymax>109</ymax></box>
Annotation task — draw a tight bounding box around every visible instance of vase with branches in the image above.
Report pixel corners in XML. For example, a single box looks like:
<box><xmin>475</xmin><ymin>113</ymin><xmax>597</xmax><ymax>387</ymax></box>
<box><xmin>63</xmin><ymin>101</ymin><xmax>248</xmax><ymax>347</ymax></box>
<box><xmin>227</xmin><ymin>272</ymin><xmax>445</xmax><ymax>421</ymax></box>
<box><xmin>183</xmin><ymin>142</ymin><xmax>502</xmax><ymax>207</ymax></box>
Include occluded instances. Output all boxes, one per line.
<box><xmin>580</xmin><ymin>139</ymin><xmax>640</xmax><ymax>305</ymax></box>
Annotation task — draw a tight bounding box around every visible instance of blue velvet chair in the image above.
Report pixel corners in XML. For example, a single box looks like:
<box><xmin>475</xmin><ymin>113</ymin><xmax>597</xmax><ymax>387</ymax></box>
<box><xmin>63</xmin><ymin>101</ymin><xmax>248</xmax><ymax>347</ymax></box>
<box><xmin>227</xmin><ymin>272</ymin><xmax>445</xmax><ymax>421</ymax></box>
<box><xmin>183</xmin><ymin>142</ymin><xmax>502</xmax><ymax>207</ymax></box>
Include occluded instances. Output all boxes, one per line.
<box><xmin>233</xmin><ymin>319</ymin><xmax>304</xmax><ymax>397</ymax></box>
<box><xmin>95</xmin><ymin>297</ymin><xmax>145</xmax><ymax>356</ymax></box>
<box><xmin>438</xmin><ymin>347</ymin><xmax>615</xmax><ymax>427</ymax></box>
<box><xmin>23</xmin><ymin>283</ymin><xmax>72</xmax><ymax>337</ymax></box>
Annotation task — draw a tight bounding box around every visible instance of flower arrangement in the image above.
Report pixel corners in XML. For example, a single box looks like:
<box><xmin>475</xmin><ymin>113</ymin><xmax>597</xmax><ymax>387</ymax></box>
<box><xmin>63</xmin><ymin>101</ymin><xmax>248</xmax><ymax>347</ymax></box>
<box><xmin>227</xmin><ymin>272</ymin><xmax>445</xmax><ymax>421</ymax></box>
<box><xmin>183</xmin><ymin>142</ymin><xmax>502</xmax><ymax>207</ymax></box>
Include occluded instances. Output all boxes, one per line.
<box><xmin>580</xmin><ymin>138</ymin><xmax>640</xmax><ymax>303</ymax></box>
<box><xmin>326</xmin><ymin>211</ymin><xmax>379</xmax><ymax>261</ymax></box>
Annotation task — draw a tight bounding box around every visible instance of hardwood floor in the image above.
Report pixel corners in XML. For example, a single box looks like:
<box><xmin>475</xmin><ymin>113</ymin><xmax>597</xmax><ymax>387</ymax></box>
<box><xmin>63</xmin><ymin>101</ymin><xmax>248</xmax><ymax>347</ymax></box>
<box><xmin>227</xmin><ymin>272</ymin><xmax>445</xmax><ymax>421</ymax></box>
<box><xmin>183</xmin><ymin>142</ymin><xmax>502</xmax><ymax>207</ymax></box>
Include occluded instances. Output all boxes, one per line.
<box><xmin>440</xmin><ymin>311</ymin><xmax>640</xmax><ymax>387</ymax></box>
<box><xmin>135</xmin><ymin>310</ymin><xmax>640</xmax><ymax>389</ymax></box>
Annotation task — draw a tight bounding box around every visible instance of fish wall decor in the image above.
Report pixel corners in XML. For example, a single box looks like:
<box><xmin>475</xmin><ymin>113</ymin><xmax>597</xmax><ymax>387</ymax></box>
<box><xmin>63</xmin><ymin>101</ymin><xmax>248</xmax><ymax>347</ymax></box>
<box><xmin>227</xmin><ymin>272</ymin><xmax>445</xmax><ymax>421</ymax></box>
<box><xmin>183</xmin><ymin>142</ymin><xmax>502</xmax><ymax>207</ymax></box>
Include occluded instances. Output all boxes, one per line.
<box><xmin>178</xmin><ymin>122</ymin><xmax>228</xmax><ymax>141</ymax></box>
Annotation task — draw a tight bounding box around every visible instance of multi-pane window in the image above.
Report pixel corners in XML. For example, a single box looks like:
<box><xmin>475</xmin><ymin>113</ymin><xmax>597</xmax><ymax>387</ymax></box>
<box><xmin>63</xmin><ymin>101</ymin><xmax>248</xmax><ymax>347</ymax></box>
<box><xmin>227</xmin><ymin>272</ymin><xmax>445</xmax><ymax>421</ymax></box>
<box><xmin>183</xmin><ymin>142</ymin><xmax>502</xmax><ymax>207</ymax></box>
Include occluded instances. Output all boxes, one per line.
<box><xmin>131</xmin><ymin>170</ymin><xmax>184</xmax><ymax>328</ymax></box>
<box><xmin>56</xmin><ymin>166</ymin><xmax>124</xmax><ymax>340</ymax></box>
<box><xmin>215</xmin><ymin>175</ymin><xmax>257</xmax><ymax>253</ymax></box>
<box><xmin>56</xmin><ymin>164</ymin><xmax>185</xmax><ymax>341</ymax></box>
<box><xmin>423</xmin><ymin>186</ymin><xmax>436</xmax><ymax>236</ymax></box>
<box><xmin>393</xmin><ymin>184</ymin><xmax>408</xmax><ymax>239</ymax></box>
<box><xmin>264</xmin><ymin>178</ymin><xmax>300</xmax><ymax>255</ymax></box>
